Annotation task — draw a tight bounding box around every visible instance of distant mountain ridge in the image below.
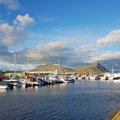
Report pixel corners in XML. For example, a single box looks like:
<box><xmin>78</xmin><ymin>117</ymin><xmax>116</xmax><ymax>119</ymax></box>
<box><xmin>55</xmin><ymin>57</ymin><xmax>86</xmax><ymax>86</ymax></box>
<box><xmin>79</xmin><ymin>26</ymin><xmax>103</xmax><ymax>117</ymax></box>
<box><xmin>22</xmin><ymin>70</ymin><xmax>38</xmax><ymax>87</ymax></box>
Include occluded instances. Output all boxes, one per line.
<box><xmin>30</xmin><ymin>63</ymin><xmax>108</xmax><ymax>74</ymax></box>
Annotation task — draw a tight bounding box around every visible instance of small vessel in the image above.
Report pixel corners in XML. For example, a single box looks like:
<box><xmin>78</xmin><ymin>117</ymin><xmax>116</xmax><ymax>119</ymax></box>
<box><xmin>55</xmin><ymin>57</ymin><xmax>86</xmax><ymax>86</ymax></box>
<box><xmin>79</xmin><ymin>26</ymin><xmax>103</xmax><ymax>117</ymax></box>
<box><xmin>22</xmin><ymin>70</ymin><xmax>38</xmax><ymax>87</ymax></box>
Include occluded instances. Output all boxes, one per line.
<box><xmin>3</xmin><ymin>78</ymin><xmax>22</xmax><ymax>86</ymax></box>
<box><xmin>100</xmin><ymin>76</ymin><xmax>107</xmax><ymax>80</ymax></box>
<box><xmin>64</xmin><ymin>78</ymin><xmax>75</xmax><ymax>83</ymax></box>
<box><xmin>0</xmin><ymin>85</ymin><xmax>10</xmax><ymax>90</ymax></box>
<box><xmin>41</xmin><ymin>77</ymin><xmax>55</xmax><ymax>85</ymax></box>
<box><xmin>89</xmin><ymin>76</ymin><xmax>96</xmax><ymax>80</ymax></box>
<box><xmin>113</xmin><ymin>79</ymin><xmax>120</xmax><ymax>83</ymax></box>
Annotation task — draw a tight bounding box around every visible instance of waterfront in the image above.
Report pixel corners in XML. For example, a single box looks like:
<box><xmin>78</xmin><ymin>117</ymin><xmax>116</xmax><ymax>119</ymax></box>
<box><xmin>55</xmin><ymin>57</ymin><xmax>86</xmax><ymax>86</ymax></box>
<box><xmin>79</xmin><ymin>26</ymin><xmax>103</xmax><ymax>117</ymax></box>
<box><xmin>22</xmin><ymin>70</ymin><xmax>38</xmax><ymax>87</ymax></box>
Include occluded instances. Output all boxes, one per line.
<box><xmin>0</xmin><ymin>80</ymin><xmax>120</xmax><ymax>120</ymax></box>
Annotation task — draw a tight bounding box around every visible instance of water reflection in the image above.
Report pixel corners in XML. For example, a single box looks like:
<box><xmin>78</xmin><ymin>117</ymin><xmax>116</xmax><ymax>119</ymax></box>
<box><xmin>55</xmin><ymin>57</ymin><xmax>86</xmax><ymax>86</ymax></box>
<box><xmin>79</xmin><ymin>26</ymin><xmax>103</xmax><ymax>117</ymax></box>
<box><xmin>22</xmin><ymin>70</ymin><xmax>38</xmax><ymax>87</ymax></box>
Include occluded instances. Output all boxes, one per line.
<box><xmin>0</xmin><ymin>89</ymin><xmax>8</xmax><ymax>93</ymax></box>
<box><xmin>0</xmin><ymin>80</ymin><xmax>120</xmax><ymax>120</ymax></box>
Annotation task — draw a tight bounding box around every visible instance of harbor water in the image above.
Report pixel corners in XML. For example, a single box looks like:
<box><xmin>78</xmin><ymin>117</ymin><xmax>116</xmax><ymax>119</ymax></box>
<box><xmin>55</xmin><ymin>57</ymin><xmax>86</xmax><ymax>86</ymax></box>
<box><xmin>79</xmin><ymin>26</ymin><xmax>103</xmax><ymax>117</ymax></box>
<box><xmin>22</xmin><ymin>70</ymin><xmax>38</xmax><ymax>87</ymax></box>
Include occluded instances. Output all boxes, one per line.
<box><xmin>0</xmin><ymin>80</ymin><xmax>120</xmax><ymax>120</ymax></box>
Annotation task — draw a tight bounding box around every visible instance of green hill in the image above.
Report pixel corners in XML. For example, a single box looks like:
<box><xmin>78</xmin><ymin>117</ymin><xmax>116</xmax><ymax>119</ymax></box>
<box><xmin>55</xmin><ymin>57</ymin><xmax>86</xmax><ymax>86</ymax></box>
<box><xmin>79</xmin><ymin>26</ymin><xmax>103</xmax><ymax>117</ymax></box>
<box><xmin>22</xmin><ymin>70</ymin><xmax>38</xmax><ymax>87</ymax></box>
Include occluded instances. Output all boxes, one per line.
<box><xmin>31</xmin><ymin>64</ymin><xmax>74</xmax><ymax>73</ymax></box>
<box><xmin>72</xmin><ymin>63</ymin><xmax>108</xmax><ymax>74</ymax></box>
<box><xmin>30</xmin><ymin>63</ymin><xmax>108</xmax><ymax>74</ymax></box>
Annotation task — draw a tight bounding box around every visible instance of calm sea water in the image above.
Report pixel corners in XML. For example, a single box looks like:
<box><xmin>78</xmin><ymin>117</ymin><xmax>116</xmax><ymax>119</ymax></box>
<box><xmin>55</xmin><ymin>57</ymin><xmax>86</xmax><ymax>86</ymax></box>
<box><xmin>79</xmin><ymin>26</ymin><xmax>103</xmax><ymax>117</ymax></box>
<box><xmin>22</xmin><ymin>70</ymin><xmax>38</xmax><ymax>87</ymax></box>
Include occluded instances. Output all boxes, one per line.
<box><xmin>0</xmin><ymin>80</ymin><xmax>120</xmax><ymax>120</ymax></box>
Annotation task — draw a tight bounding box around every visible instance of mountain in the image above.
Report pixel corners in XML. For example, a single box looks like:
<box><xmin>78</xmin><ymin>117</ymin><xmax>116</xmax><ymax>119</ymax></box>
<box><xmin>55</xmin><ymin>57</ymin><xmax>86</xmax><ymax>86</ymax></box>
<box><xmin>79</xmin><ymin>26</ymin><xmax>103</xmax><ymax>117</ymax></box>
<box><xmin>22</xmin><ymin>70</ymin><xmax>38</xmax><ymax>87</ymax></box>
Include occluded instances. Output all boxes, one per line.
<box><xmin>30</xmin><ymin>63</ymin><xmax>108</xmax><ymax>74</ymax></box>
<box><xmin>72</xmin><ymin>63</ymin><xmax>108</xmax><ymax>74</ymax></box>
<box><xmin>30</xmin><ymin>64</ymin><xmax>74</xmax><ymax>73</ymax></box>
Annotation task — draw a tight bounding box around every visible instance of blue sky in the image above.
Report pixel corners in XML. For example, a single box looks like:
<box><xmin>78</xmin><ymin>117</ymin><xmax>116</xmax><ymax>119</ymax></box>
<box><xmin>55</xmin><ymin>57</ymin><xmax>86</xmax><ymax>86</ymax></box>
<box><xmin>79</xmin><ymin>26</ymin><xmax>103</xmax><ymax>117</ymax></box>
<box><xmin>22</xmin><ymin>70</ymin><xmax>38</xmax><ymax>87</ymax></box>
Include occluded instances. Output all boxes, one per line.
<box><xmin>0</xmin><ymin>0</ymin><xmax>120</xmax><ymax>70</ymax></box>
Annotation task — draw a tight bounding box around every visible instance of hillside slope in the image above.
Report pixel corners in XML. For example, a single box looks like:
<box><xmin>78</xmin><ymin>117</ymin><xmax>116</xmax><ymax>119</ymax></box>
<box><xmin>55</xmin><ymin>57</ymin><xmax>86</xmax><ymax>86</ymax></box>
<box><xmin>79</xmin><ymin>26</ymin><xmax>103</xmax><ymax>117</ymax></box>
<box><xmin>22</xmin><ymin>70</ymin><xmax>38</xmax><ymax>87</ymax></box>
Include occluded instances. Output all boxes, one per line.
<box><xmin>31</xmin><ymin>64</ymin><xmax>74</xmax><ymax>73</ymax></box>
<box><xmin>72</xmin><ymin>63</ymin><xmax>108</xmax><ymax>74</ymax></box>
<box><xmin>30</xmin><ymin>63</ymin><xmax>108</xmax><ymax>74</ymax></box>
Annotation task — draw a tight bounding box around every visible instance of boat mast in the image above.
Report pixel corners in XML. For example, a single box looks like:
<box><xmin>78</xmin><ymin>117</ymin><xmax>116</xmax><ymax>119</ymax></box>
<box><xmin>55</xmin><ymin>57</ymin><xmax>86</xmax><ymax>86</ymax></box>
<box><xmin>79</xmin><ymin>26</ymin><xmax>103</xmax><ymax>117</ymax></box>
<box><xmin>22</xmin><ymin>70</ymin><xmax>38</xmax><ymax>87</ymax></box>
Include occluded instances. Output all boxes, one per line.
<box><xmin>14</xmin><ymin>51</ymin><xmax>16</xmax><ymax>73</ymax></box>
<box><xmin>58</xmin><ymin>57</ymin><xmax>61</xmax><ymax>74</ymax></box>
<box><xmin>112</xmin><ymin>65</ymin><xmax>114</xmax><ymax>74</ymax></box>
<box><xmin>26</xmin><ymin>50</ymin><xmax>30</xmax><ymax>73</ymax></box>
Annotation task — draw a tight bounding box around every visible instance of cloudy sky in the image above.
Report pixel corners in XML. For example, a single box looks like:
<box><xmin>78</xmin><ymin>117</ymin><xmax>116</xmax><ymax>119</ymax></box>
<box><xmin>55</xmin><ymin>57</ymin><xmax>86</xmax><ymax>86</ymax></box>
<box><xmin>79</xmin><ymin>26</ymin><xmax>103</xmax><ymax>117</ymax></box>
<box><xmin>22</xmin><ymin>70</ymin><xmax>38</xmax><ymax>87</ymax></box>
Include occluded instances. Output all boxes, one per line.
<box><xmin>0</xmin><ymin>0</ymin><xmax>120</xmax><ymax>71</ymax></box>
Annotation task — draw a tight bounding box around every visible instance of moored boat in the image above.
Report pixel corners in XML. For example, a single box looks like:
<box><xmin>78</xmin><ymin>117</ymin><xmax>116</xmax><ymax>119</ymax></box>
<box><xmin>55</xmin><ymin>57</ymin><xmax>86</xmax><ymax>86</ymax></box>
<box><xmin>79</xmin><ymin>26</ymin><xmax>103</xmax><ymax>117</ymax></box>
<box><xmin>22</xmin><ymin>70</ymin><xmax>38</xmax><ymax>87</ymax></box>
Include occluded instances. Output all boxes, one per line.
<box><xmin>113</xmin><ymin>79</ymin><xmax>120</xmax><ymax>83</ymax></box>
<box><xmin>0</xmin><ymin>85</ymin><xmax>10</xmax><ymax>90</ymax></box>
<box><xmin>64</xmin><ymin>78</ymin><xmax>75</xmax><ymax>83</ymax></box>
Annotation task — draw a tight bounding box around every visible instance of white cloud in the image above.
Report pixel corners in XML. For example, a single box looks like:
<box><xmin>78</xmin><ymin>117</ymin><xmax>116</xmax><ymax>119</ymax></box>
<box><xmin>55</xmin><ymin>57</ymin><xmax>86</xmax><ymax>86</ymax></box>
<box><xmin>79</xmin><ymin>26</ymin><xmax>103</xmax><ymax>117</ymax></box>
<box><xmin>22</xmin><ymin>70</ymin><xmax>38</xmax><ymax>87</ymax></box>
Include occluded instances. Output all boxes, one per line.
<box><xmin>0</xmin><ymin>0</ymin><xmax>21</xmax><ymax>10</ymax></box>
<box><xmin>0</xmin><ymin>38</ymin><xmax>119</xmax><ymax>70</ymax></box>
<box><xmin>27</xmin><ymin>41</ymin><xmax>79</xmax><ymax>61</ymax></box>
<box><xmin>0</xmin><ymin>14</ymin><xmax>34</xmax><ymax>45</ymax></box>
<box><xmin>14</xmin><ymin>14</ymin><xmax>34</xmax><ymax>26</ymax></box>
<box><xmin>0</xmin><ymin>44</ymin><xmax>36</xmax><ymax>70</ymax></box>
<box><xmin>75</xmin><ymin>44</ymin><xmax>98</xmax><ymax>54</ymax></box>
<box><xmin>0</xmin><ymin>41</ymin><xmax>77</xmax><ymax>69</ymax></box>
<box><xmin>0</xmin><ymin>13</ymin><xmax>36</xmax><ymax>69</ymax></box>
<box><xmin>37</xmin><ymin>41</ymin><xmax>80</xmax><ymax>50</ymax></box>
<box><xmin>87</xmin><ymin>51</ymin><xmax>120</xmax><ymax>63</ymax></box>
<box><xmin>17</xmin><ymin>41</ymin><xmax>98</xmax><ymax>67</ymax></box>
<box><xmin>38</xmin><ymin>16</ymin><xmax>54</xmax><ymax>22</ymax></box>
<box><xmin>97</xmin><ymin>29</ymin><xmax>120</xmax><ymax>45</ymax></box>
<box><xmin>0</xmin><ymin>23</ymin><xmax>26</xmax><ymax>45</ymax></box>
<box><xmin>0</xmin><ymin>59</ymin><xmax>36</xmax><ymax>71</ymax></box>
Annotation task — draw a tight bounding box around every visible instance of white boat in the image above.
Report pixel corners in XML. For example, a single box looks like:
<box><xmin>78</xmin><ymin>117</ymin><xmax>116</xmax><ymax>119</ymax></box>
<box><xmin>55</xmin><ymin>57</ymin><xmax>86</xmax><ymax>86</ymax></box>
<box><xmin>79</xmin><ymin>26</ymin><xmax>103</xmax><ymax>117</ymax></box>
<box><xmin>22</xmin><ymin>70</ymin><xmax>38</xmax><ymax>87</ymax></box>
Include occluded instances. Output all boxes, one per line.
<box><xmin>0</xmin><ymin>85</ymin><xmax>10</xmax><ymax>90</ymax></box>
<box><xmin>89</xmin><ymin>76</ymin><xmax>96</xmax><ymax>80</ymax></box>
<box><xmin>77</xmin><ymin>77</ymin><xmax>82</xmax><ymax>80</ymax></box>
<box><xmin>108</xmin><ymin>77</ymin><xmax>114</xmax><ymax>80</ymax></box>
<box><xmin>100</xmin><ymin>77</ymin><xmax>106</xmax><ymax>80</ymax></box>
<box><xmin>3</xmin><ymin>77</ymin><xmax>24</xmax><ymax>87</ymax></box>
<box><xmin>113</xmin><ymin>79</ymin><xmax>120</xmax><ymax>83</ymax></box>
<box><xmin>64</xmin><ymin>77</ymin><xmax>75</xmax><ymax>83</ymax></box>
